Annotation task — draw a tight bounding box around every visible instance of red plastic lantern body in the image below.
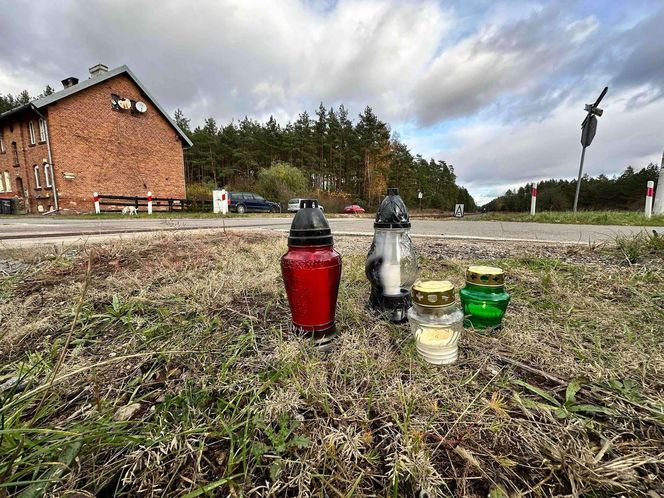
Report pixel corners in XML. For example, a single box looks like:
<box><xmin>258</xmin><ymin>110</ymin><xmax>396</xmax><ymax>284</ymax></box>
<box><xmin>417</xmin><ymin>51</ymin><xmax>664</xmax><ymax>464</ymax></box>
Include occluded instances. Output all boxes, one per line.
<box><xmin>281</xmin><ymin>200</ymin><xmax>342</xmax><ymax>349</ymax></box>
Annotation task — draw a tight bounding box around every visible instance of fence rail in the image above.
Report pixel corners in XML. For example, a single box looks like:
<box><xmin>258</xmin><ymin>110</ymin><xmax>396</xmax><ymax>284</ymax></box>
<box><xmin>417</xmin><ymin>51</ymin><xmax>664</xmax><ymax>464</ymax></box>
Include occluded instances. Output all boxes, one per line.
<box><xmin>97</xmin><ymin>195</ymin><xmax>190</xmax><ymax>213</ymax></box>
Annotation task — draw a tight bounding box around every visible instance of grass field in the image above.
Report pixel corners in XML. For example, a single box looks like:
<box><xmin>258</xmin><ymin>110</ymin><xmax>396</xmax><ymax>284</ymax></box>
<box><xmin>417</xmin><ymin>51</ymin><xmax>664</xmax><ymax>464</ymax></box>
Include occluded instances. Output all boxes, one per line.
<box><xmin>470</xmin><ymin>210</ymin><xmax>664</xmax><ymax>226</ymax></box>
<box><xmin>1</xmin><ymin>231</ymin><xmax>663</xmax><ymax>496</ymax></box>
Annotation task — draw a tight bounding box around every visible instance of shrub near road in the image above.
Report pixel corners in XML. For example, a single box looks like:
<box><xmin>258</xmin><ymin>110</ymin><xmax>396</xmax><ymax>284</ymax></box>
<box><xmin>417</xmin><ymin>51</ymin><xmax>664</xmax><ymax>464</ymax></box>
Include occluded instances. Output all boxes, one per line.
<box><xmin>0</xmin><ymin>233</ymin><xmax>663</xmax><ymax>496</ymax></box>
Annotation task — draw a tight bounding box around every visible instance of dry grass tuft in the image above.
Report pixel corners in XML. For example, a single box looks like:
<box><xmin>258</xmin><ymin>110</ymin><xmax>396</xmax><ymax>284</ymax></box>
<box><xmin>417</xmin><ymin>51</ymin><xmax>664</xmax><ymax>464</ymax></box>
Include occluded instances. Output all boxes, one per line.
<box><xmin>0</xmin><ymin>231</ymin><xmax>662</xmax><ymax>497</ymax></box>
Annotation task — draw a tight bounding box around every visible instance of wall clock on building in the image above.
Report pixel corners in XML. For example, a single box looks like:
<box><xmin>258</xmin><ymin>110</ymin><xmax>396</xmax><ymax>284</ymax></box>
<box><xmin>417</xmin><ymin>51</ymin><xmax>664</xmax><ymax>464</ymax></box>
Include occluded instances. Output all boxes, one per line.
<box><xmin>135</xmin><ymin>101</ymin><xmax>147</xmax><ymax>113</ymax></box>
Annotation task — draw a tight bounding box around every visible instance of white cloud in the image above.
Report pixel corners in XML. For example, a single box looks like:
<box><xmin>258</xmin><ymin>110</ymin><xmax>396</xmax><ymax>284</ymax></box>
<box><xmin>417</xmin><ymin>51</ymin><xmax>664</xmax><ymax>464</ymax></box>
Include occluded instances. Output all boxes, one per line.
<box><xmin>1</xmin><ymin>0</ymin><xmax>663</xmax><ymax>204</ymax></box>
<box><xmin>442</xmin><ymin>85</ymin><xmax>664</xmax><ymax>197</ymax></box>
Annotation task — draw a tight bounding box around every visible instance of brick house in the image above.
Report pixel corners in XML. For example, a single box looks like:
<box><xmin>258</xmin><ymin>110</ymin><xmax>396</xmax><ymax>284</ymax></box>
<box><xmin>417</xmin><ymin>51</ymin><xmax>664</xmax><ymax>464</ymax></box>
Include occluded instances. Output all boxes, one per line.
<box><xmin>0</xmin><ymin>64</ymin><xmax>192</xmax><ymax>213</ymax></box>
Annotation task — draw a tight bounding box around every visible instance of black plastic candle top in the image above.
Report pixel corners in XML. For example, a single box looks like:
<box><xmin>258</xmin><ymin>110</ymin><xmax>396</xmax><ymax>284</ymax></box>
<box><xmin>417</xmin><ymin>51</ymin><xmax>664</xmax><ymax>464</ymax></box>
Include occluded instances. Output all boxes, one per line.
<box><xmin>374</xmin><ymin>188</ymin><xmax>411</xmax><ymax>229</ymax></box>
<box><xmin>288</xmin><ymin>200</ymin><xmax>333</xmax><ymax>246</ymax></box>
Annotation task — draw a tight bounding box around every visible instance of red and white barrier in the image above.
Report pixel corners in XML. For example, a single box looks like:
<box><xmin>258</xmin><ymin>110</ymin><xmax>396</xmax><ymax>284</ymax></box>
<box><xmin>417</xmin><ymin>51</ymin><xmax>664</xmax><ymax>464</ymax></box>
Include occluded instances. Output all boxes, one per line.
<box><xmin>645</xmin><ymin>181</ymin><xmax>654</xmax><ymax>219</ymax></box>
<box><xmin>147</xmin><ymin>191</ymin><xmax>153</xmax><ymax>215</ymax></box>
<box><xmin>530</xmin><ymin>183</ymin><xmax>537</xmax><ymax>216</ymax></box>
<box><xmin>93</xmin><ymin>192</ymin><xmax>100</xmax><ymax>214</ymax></box>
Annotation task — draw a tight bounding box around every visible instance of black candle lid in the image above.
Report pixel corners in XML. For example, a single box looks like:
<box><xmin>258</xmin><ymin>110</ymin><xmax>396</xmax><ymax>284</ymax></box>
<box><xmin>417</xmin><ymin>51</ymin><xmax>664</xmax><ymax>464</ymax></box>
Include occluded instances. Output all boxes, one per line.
<box><xmin>288</xmin><ymin>199</ymin><xmax>334</xmax><ymax>246</ymax></box>
<box><xmin>374</xmin><ymin>188</ymin><xmax>411</xmax><ymax>229</ymax></box>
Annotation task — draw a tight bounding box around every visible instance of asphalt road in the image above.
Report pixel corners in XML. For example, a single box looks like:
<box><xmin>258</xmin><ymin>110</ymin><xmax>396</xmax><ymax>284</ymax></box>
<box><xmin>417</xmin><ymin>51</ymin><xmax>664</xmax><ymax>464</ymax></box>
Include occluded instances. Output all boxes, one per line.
<box><xmin>0</xmin><ymin>215</ymin><xmax>659</xmax><ymax>247</ymax></box>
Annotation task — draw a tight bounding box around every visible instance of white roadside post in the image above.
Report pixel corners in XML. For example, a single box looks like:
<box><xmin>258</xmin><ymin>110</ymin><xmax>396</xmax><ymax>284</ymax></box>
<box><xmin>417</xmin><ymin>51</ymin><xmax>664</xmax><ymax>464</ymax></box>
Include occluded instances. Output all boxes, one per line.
<box><xmin>530</xmin><ymin>183</ymin><xmax>538</xmax><ymax>216</ymax></box>
<box><xmin>93</xmin><ymin>192</ymin><xmax>100</xmax><ymax>214</ymax></box>
<box><xmin>147</xmin><ymin>192</ymin><xmax>153</xmax><ymax>215</ymax></box>
<box><xmin>221</xmin><ymin>189</ymin><xmax>229</xmax><ymax>215</ymax></box>
<box><xmin>654</xmin><ymin>152</ymin><xmax>664</xmax><ymax>215</ymax></box>
<box><xmin>645</xmin><ymin>181</ymin><xmax>654</xmax><ymax>219</ymax></box>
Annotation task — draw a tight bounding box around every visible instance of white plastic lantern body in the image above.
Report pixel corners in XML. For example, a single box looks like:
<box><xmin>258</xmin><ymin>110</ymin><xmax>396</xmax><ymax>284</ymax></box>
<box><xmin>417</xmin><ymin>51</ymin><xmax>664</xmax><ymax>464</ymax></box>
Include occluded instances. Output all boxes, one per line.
<box><xmin>371</xmin><ymin>228</ymin><xmax>417</xmax><ymax>296</ymax></box>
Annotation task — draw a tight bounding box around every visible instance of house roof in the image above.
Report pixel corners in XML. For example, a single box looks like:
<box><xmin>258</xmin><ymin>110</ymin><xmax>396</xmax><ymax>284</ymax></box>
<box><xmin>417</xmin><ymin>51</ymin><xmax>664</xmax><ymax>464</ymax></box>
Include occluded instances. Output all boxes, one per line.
<box><xmin>0</xmin><ymin>65</ymin><xmax>193</xmax><ymax>147</ymax></box>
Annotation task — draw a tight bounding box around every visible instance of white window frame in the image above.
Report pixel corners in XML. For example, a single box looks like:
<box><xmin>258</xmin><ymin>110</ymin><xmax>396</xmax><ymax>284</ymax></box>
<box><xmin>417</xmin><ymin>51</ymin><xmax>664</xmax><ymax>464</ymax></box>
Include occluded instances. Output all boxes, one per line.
<box><xmin>44</xmin><ymin>163</ymin><xmax>52</xmax><ymax>188</ymax></box>
<box><xmin>39</xmin><ymin>119</ymin><xmax>47</xmax><ymax>142</ymax></box>
<box><xmin>3</xmin><ymin>171</ymin><xmax>10</xmax><ymax>192</ymax></box>
<box><xmin>34</xmin><ymin>164</ymin><xmax>41</xmax><ymax>189</ymax></box>
<box><xmin>0</xmin><ymin>173</ymin><xmax>4</xmax><ymax>193</ymax></box>
<box><xmin>28</xmin><ymin>121</ymin><xmax>36</xmax><ymax>145</ymax></box>
<box><xmin>0</xmin><ymin>131</ymin><xmax>5</xmax><ymax>153</ymax></box>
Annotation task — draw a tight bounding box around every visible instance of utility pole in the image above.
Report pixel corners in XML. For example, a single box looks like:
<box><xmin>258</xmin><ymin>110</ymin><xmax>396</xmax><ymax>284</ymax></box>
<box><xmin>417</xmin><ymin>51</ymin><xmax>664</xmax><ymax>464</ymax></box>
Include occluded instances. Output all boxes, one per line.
<box><xmin>573</xmin><ymin>86</ymin><xmax>607</xmax><ymax>213</ymax></box>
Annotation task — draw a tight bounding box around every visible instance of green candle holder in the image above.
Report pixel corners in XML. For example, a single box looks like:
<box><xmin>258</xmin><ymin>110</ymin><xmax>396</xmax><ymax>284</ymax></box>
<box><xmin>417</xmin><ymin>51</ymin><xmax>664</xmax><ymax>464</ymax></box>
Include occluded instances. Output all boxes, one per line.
<box><xmin>459</xmin><ymin>266</ymin><xmax>510</xmax><ymax>329</ymax></box>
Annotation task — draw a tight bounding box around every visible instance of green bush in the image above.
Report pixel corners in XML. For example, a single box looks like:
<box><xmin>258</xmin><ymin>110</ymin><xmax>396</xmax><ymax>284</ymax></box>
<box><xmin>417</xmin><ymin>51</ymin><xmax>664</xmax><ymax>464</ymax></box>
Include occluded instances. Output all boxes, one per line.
<box><xmin>256</xmin><ymin>162</ymin><xmax>307</xmax><ymax>204</ymax></box>
<box><xmin>186</xmin><ymin>182</ymin><xmax>215</xmax><ymax>201</ymax></box>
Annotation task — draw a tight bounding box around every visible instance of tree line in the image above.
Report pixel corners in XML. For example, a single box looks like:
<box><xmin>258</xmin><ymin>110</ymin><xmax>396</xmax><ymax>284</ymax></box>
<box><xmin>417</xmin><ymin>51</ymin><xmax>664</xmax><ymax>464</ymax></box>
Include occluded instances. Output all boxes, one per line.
<box><xmin>174</xmin><ymin>104</ymin><xmax>476</xmax><ymax>211</ymax></box>
<box><xmin>0</xmin><ymin>86</ymin><xmax>55</xmax><ymax>114</ymax></box>
<box><xmin>484</xmin><ymin>164</ymin><xmax>660</xmax><ymax>212</ymax></box>
<box><xmin>2</xmin><ymin>85</ymin><xmax>476</xmax><ymax>212</ymax></box>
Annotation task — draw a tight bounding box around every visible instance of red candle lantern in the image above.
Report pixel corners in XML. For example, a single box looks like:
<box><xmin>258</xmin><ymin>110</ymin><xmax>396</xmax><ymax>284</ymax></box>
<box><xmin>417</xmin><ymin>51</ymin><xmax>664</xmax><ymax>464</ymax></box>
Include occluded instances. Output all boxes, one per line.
<box><xmin>281</xmin><ymin>200</ymin><xmax>342</xmax><ymax>350</ymax></box>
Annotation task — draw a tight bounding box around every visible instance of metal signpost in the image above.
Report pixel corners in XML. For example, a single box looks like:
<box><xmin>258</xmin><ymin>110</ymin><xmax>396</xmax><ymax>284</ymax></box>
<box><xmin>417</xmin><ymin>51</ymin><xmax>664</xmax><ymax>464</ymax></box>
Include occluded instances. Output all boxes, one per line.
<box><xmin>573</xmin><ymin>86</ymin><xmax>608</xmax><ymax>213</ymax></box>
<box><xmin>417</xmin><ymin>189</ymin><xmax>423</xmax><ymax>212</ymax></box>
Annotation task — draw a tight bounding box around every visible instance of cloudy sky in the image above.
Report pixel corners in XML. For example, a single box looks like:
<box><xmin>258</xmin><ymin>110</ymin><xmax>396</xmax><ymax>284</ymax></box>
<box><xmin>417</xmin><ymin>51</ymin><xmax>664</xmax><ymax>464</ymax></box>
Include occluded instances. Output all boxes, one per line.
<box><xmin>1</xmin><ymin>0</ymin><xmax>662</xmax><ymax>203</ymax></box>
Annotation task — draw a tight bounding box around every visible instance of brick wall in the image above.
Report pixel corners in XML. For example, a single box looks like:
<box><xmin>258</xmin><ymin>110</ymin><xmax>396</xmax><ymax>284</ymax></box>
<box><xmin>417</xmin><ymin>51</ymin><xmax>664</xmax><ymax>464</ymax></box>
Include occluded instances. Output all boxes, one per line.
<box><xmin>47</xmin><ymin>73</ymin><xmax>186</xmax><ymax>212</ymax></box>
<box><xmin>0</xmin><ymin>115</ymin><xmax>51</xmax><ymax>212</ymax></box>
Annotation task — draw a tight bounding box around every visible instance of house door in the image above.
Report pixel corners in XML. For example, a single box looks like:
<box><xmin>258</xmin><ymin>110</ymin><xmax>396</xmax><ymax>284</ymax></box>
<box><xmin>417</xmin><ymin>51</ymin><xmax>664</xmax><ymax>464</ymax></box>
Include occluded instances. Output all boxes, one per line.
<box><xmin>16</xmin><ymin>177</ymin><xmax>24</xmax><ymax>197</ymax></box>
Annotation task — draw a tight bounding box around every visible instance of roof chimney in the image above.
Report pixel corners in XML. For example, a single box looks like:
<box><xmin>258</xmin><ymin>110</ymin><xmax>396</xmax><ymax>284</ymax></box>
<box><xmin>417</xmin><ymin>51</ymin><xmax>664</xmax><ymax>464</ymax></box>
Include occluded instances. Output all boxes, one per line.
<box><xmin>61</xmin><ymin>77</ymin><xmax>79</xmax><ymax>89</ymax></box>
<box><xmin>89</xmin><ymin>63</ymin><xmax>108</xmax><ymax>78</ymax></box>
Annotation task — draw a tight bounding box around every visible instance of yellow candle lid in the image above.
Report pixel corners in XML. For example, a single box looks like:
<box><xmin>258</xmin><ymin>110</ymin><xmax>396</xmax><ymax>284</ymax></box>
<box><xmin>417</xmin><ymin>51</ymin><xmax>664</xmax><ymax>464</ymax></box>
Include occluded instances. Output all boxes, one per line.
<box><xmin>466</xmin><ymin>265</ymin><xmax>505</xmax><ymax>286</ymax></box>
<box><xmin>412</xmin><ymin>280</ymin><xmax>455</xmax><ymax>307</ymax></box>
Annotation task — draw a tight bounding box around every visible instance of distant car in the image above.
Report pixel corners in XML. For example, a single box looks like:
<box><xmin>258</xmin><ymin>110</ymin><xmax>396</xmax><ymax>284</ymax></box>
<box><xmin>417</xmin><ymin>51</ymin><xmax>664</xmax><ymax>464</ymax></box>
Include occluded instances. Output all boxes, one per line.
<box><xmin>288</xmin><ymin>198</ymin><xmax>324</xmax><ymax>212</ymax></box>
<box><xmin>343</xmin><ymin>204</ymin><xmax>365</xmax><ymax>214</ymax></box>
<box><xmin>229</xmin><ymin>192</ymin><xmax>281</xmax><ymax>214</ymax></box>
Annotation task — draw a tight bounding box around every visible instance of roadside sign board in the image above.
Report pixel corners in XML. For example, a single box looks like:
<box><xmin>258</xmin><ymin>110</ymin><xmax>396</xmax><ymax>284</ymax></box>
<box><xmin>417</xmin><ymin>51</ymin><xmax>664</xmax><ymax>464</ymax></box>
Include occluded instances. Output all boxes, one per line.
<box><xmin>581</xmin><ymin>114</ymin><xmax>597</xmax><ymax>147</ymax></box>
<box><xmin>454</xmin><ymin>204</ymin><xmax>464</xmax><ymax>217</ymax></box>
<box><xmin>213</xmin><ymin>189</ymin><xmax>229</xmax><ymax>214</ymax></box>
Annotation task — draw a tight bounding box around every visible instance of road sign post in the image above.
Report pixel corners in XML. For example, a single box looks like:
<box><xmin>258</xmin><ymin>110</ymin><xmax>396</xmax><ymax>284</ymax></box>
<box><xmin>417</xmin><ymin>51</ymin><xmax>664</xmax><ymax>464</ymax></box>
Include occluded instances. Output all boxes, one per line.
<box><xmin>573</xmin><ymin>87</ymin><xmax>607</xmax><ymax>214</ymax></box>
<box><xmin>454</xmin><ymin>204</ymin><xmax>464</xmax><ymax>218</ymax></box>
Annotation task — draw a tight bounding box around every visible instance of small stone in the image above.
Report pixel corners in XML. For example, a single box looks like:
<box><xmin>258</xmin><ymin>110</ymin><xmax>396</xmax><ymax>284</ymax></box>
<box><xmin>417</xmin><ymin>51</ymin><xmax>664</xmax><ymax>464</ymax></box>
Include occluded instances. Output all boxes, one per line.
<box><xmin>113</xmin><ymin>402</ymin><xmax>143</xmax><ymax>421</ymax></box>
<box><xmin>0</xmin><ymin>376</ymin><xmax>25</xmax><ymax>393</ymax></box>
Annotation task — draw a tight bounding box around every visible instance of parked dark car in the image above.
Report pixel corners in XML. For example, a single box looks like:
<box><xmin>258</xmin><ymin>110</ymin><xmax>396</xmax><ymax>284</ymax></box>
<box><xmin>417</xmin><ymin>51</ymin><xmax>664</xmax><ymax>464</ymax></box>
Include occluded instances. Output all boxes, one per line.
<box><xmin>228</xmin><ymin>192</ymin><xmax>281</xmax><ymax>214</ymax></box>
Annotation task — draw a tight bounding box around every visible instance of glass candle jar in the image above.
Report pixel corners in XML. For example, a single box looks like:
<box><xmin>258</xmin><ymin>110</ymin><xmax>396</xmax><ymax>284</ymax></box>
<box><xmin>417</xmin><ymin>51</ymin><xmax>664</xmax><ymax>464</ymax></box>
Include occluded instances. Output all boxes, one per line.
<box><xmin>366</xmin><ymin>188</ymin><xmax>418</xmax><ymax>323</ymax></box>
<box><xmin>459</xmin><ymin>265</ymin><xmax>510</xmax><ymax>329</ymax></box>
<box><xmin>407</xmin><ymin>280</ymin><xmax>464</xmax><ymax>365</ymax></box>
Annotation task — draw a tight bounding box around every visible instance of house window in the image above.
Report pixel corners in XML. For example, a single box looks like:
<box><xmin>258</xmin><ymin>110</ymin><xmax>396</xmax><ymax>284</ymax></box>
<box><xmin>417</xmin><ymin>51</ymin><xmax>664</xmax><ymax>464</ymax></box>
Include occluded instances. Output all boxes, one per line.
<box><xmin>3</xmin><ymin>171</ymin><xmax>10</xmax><ymax>192</ymax></box>
<box><xmin>0</xmin><ymin>172</ymin><xmax>4</xmax><ymax>193</ymax></box>
<box><xmin>28</xmin><ymin>121</ymin><xmax>36</xmax><ymax>145</ymax></box>
<box><xmin>44</xmin><ymin>163</ymin><xmax>52</xmax><ymax>188</ymax></box>
<box><xmin>34</xmin><ymin>164</ymin><xmax>41</xmax><ymax>189</ymax></box>
<box><xmin>11</xmin><ymin>142</ymin><xmax>19</xmax><ymax>165</ymax></box>
<box><xmin>0</xmin><ymin>131</ymin><xmax>5</xmax><ymax>153</ymax></box>
<box><xmin>39</xmin><ymin>119</ymin><xmax>48</xmax><ymax>142</ymax></box>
